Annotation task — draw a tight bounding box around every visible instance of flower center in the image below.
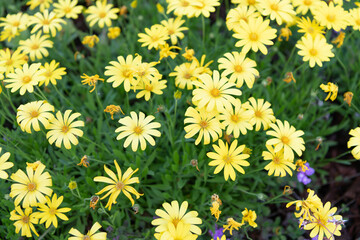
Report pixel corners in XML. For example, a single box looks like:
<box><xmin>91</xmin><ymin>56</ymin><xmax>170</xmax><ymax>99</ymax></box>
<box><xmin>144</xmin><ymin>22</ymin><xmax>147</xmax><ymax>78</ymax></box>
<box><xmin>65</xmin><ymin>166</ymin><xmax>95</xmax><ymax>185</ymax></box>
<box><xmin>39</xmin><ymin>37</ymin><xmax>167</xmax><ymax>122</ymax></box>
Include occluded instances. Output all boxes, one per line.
<box><xmin>133</xmin><ymin>126</ymin><xmax>143</xmax><ymax>135</ymax></box>
<box><xmin>45</xmin><ymin>70</ymin><xmax>53</xmax><ymax>77</ymax></box>
<box><xmin>145</xmin><ymin>84</ymin><xmax>153</xmax><ymax>91</ymax></box>
<box><xmin>172</xmin><ymin>218</ymin><xmax>180</xmax><ymax>228</ymax></box>
<box><xmin>6</xmin><ymin>59</ymin><xmax>13</xmax><ymax>66</ymax></box>
<box><xmin>231</xmin><ymin>114</ymin><xmax>239</xmax><ymax>123</ymax></box>
<box><xmin>99</xmin><ymin>11</ymin><xmax>106</xmax><ymax>18</ymax></box>
<box><xmin>273</xmin><ymin>156</ymin><xmax>281</xmax><ymax>164</ymax></box>
<box><xmin>184</xmin><ymin>72</ymin><xmax>192</xmax><ymax>79</ymax></box>
<box><xmin>210</xmin><ymin>88</ymin><xmax>220</xmax><ymax>97</ymax></box>
<box><xmin>83</xmin><ymin>235</ymin><xmax>91</xmax><ymax>240</ymax></box>
<box><xmin>42</xmin><ymin>19</ymin><xmax>50</xmax><ymax>25</ymax></box>
<box><xmin>308</xmin><ymin>27</ymin><xmax>314</xmax><ymax>34</ymax></box>
<box><xmin>181</xmin><ymin>0</ymin><xmax>189</xmax><ymax>7</ymax></box>
<box><xmin>281</xmin><ymin>136</ymin><xmax>290</xmax><ymax>144</ymax></box>
<box><xmin>151</xmin><ymin>35</ymin><xmax>159</xmax><ymax>42</ymax></box>
<box><xmin>49</xmin><ymin>208</ymin><xmax>56</xmax><ymax>215</ymax></box>
<box><xmin>249</xmin><ymin>32</ymin><xmax>258</xmax><ymax>41</ymax></box>
<box><xmin>122</xmin><ymin>69</ymin><xmax>132</xmax><ymax>78</ymax></box>
<box><xmin>27</xmin><ymin>182</ymin><xmax>37</xmax><ymax>191</ymax></box>
<box><xmin>61</xmin><ymin>125</ymin><xmax>70</xmax><ymax>133</ymax></box>
<box><xmin>168</xmin><ymin>29</ymin><xmax>175</xmax><ymax>35</ymax></box>
<box><xmin>254</xmin><ymin>110</ymin><xmax>262</xmax><ymax>118</ymax></box>
<box><xmin>64</xmin><ymin>6</ymin><xmax>71</xmax><ymax>13</ymax></box>
<box><xmin>31</xmin><ymin>110</ymin><xmax>39</xmax><ymax>118</ymax></box>
<box><xmin>326</xmin><ymin>14</ymin><xmax>335</xmax><ymax>22</ymax></box>
<box><xmin>22</xmin><ymin>76</ymin><xmax>31</xmax><ymax>83</ymax></box>
<box><xmin>22</xmin><ymin>216</ymin><xmax>29</xmax><ymax>223</ymax></box>
<box><xmin>116</xmin><ymin>181</ymin><xmax>124</xmax><ymax>190</ymax></box>
<box><xmin>309</xmin><ymin>48</ymin><xmax>317</xmax><ymax>56</ymax></box>
<box><xmin>31</xmin><ymin>43</ymin><xmax>39</xmax><ymax>50</ymax></box>
<box><xmin>248</xmin><ymin>0</ymin><xmax>255</xmax><ymax>5</ymax></box>
<box><xmin>199</xmin><ymin>120</ymin><xmax>208</xmax><ymax>129</ymax></box>
<box><xmin>223</xmin><ymin>154</ymin><xmax>232</xmax><ymax>164</ymax></box>
<box><xmin>356</xmin><ymin>19</ymin><xmax>360</xmax><ymax>26</ymax></box>
<box><xmin>234</xmin><ymin>65</ymin><xmax>243</xmax><ymax>73</ymax></box>
<box><xmin>270</xmin><ymin>3</ymin><xmax>279</xmax><ymax>11</ymax></box>
<box><xmin>304</xmin><ymin>0</ymin><xmax>312</xmax><ymax>5</ymax></box>
<box><xmin>13</xmin><ymin>21</ymin><xmax>20</xmax><ymax>27</ymax></box>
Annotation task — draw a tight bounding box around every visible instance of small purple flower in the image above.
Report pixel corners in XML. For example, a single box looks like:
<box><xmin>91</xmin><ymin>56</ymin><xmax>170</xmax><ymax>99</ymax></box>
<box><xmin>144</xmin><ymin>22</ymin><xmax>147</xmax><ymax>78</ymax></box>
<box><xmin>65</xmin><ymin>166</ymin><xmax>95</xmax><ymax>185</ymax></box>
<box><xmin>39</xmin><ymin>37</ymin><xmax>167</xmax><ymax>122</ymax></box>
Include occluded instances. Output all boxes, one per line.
<box><xmin>106</xmin><ymin>226</ymin><xmax>113</xmax><ymax>233</ymax></box>
<box><xmin>297</xmin><ymin>163</ymin><xmax>314</xmax><ymax>185</ymax></box>
<box><xmin>209</xmin><ymin>224</ymin><xmax>224</xmax><ymax>239</ymax></box>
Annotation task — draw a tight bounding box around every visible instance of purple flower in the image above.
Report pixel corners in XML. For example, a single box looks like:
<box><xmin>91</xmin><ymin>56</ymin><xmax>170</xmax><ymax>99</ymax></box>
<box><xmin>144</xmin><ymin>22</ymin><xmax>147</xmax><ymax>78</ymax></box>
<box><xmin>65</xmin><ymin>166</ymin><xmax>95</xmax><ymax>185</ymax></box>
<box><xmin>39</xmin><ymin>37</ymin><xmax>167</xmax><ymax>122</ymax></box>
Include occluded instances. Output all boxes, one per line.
<box><xmin>209</xmin><ymin>224</ymin><xmax>224</xmax><ymax>239</ymax></box>
<box><xmin>312</xmin><ymin>236</ymin><xmax>318</xmax><ymax>240</ymax></box>
<box><xmin>297</xmin><ymin>163</ymin><xmax>314</xmax><ymax>185</ymax></box>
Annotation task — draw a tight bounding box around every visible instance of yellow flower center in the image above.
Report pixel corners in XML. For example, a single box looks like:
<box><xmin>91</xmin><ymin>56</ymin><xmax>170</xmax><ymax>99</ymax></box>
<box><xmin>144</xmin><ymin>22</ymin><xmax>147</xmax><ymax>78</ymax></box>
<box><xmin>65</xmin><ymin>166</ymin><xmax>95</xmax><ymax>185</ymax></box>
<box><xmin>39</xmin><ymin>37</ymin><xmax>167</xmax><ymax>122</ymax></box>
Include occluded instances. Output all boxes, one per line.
<box><xmin>281</xmin><ymin>136</ymin><xmax>290</xmax><ymax>144</ymax></box>
<box><xmin>116</xmin><ymin>181</ymin><xmax>124</xmax><ymax>190</ymax></box>
<box><xmin>6</xmin><ymin>59</ymin><xmax>13</xmax><ymax>66</ymax></box>
<box><xmin>49</xmin><ymin>208</ymin><xmax>56</xmax><ymax>215</ymax></box>
<box><xmin>172</xmin><ymin>218</ymin><xmax>180</xmax><ymax>227</ymax></box>
<box><xmin>199</xmin><ymin>120</ymin><xmax>208</xmax><ymax>129</ymax></box>
<box><xmin>133</xmin><ymin>126</ymin><xmax>143</xmax><ymax>135</ymax></box>
<box><xmin>210</xmin><ymin>88</ymin><xmax>220</xmax><ymax>97</ymax></box>
<box><xmin>356</xmin><ymin>19</ymin><xmax>360</xmax><ymax>26</ymax></box>
<box><xmin>42</xmin><ymin>19</ymin><xmax>50</xmax><ymax>25</ymax></box>
<box><xmin>145</xmin><ymin>84</ymin><xmax>153</xmax><ymax>91</ymax></box>
<box><xmin>31</xmin><ymin>43</ymin><xmax>39</xmax><ymax>50</ymax></box>
<box><xmin>223</xmin><ymin>154</ymin><xmax>232</xmax><ymax>164</ymax></box>
<box><xmin>309</xmin><ymin>48</ymin><xmax>317</xmax><ymax>56</ymax></box>
<box><xmin>31</xmin><ymin>110</ymin><xmax>39</xmax><ymax>118</ymax></box>
<box><xmin>249</xmin><ymin>33</ymin><xmax>258</xmax><ymax>41</ymax></box>
<box><xmin>326</xmin><ymin>14</ymin><xmax>335</xmax><ymax>22</ymax></box>
<box><xmin>183</xmin><ymin>72</ymin><xmax>192</xmax><ymax>79</ymax></box>
<box><xmin>307</xmin><ymin>27</ymin><xmax>314</xmax><ymax>34</ymax></box>
<box><xmin>168</xmin><ymin>29</ymin><xmax>175</xmax><ymax>35</ymax></box>
<box><xmin>22</xmin><ymin>76</ymin><xmax>32</xmax><ymax>83</ymax></box>
<box><xmin>273</xmin><ymin>156</ymin><xmax>281</xmax><ymax>164</ymax></box>
<box><xmin>248</xmin><ymin>0</ymin><xmax>255</xmax><ymax>5</ymax></box>
<box><xmin>234</xmin><ymin>65</ymin><xmax>243</xmax><ymax>73</ymax></box>
<box><xmin>99</xmin><ymin>11</ymin><xmax>107</xmax><ymax>18</ymax></box>
<box><xmin>231</xmin><ymin>114</ymin><xmax>239</xmax><ymax>123</ymax></box>
<box><xmin>27</xmin><ymin>182</ymin><xmax>37</xmax><ymax>191</ymax></box>
<box><xmin>270</xmin><ymin>3</ymin><xmax>279</xmax><ymax>11</ymax></box>
<box><xmin>83</xmin><ymin>235</ymin><xmax>91</xmax><ymax>240</ymax></box>
<box><xmin>22</xmin><ymin>216</ymin><xmax>29</xmax><ymax>223</ymax></box>
<box><xmin>64</xmin><ymin>6</ymin><xmax>71</xmax><ymax>13</ymax></box>
<box><xmin>62</xmin><ymin>125</ymin><xmax>70</xmax><ymax>133</ymax></box>
<box><xmin>122</xmin><ymin>69</ymin><xmax>131</xmax><ymax>78</ymax></box>
<box><xmin>45</xmin><ymin>70</ymin><xmax>53</xmax><ymax>77</ymax></box>
<box><xmin>12</xmin><ymin>21</ymin><xmax>20</xmax><ymax>27</ymax></box>
<box><xmin>181</xmin><ymin>0</ymin><xmax>189</xmax><ymax>7</ymax></box>
<box><xmin>151</xmin><ymin>35</ymin><xmax>159</xmax><ymax>42</ymax></box>
<box><xmin>254</xmin><ymin>110</ymin><xmax>262</xmax><ymax>118</ymax></box>
<box><xmin>304</xmin><ymin>0</ymin><xmax>312</xmax><ymax>5</ymax></box>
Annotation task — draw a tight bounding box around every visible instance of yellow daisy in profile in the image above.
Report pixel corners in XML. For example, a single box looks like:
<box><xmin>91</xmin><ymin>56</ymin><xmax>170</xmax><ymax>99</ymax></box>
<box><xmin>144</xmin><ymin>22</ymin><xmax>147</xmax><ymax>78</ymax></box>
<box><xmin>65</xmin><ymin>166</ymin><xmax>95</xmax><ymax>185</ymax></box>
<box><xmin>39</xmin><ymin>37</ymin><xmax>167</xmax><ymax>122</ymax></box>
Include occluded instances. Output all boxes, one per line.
<box><xmin>292</xmin><ymin>0</ymin><xmax>322</xmax><ymax>15</ymax></box>
<box><xmin>0</xmin><ymin>148</ymin><xmax>13</xmax><ymax>179</ymax></box>
<box><xmin>169</xmin><ymin>61</ymin><xmax>202</xmax><ymax>90</ymax></box>
<box><xmin>243</xmin><ymin>97</ymin><xmax>276</xmax><ymax>131</ymax></box>
<box><xmin>54</xmin><ymin>0</ymin><xmax>83</xmax><ymax>19</ymax></box>
<box><xmin>226</xmin><ymin>6</ymin><xmax>261</xmax><ymax>31</ymax></box>
<box><xmin>28</xmin><ymin>10</ymin><xmax>66</xmax><ymax>37</ymax></box>
<box><xmin>152</xmin><ymin>200</ymin><xmax>202</xmax><ymax>235</ymax></box>
<box><xmin>313</xmin><ymin>1</ymin><xmax>348</xmax><ymax>32</ymax></box>
<box><xmin>105</xmin><ymin>54</ymin><xmax>140</xmax><ymax>92</ymax></box>
<box><xmin>348</xmin><ymin>127</ymin><xmax>360</xmax><ymax>160</ymax></box>
<box><xmin>10</xmin><ymin>164</ymin><xmax>53</xmax><ymax>207</ymax></box>
<box><xmin>262</xmin><ymin>145</ymin><xmax>295</xmax><ymax>177</ymax></box>
<box><xmin>260</xmin><ymin>0</ymin><xmax>296</xmax><ymax>25</ymax></box>
<box><xmin>208</xmin><ymin>139</ymin><xmax>250</xmax><ymax>181</ymax></box>
<box><xmin>69</xmin><ymin>222</ymin><xmax>107</xmax><ymax>240</ymax></box>
<box><xmin>46</xmin><ymin>110</ymin><xmax>84</xmax><ymax>149</ymax></box>
<box><xmin>296</xmin><ymin>17</ymin><xmax>325</xmax><ymax>38</ymax></box>
<box><xmin>39</xmin><ymin>60</ymin><xmax>67</xmax><ymax>86</ymax></box>
<box><xmin>320</xmin><ymin>82</ymin><xmax>338</xmax><ymax>101</ymax></box>
<box><xmin>27</xmin><ymin>0</ymin><xmax>53</xmax><ymax>12</ymax></box>
<box><xmin>219</xmin><ymin>99</ymin><xmax>253</xmax><ymax>138</ymax></box>
<box><xmin>184</xmin><ymin>107</ymin><xmax>222</xmax><ymax>145</ymax></box>
<box><xmin>94</xmin><ymin>160</ymin><xmax>143</xmax><ymax>210</ymax></box>
<box><xmin>33</xmin><ymin>193</ymin><xmax>71</xmax><ymax>228</ymax></box>
<box><xmin>192</xmin><ymin>70</ymin><xmax>242</xmax><ymax>112</ymax></box>
<box><xmin>192</xmin><ymin>0</ymin><xmax>221</xmax><ymax>18</ymax></box>
<box><xmin>17</xmin><ymin>100</ymin><xmax>55</xmax><ymax>133</ymax></box>
<box><xmin>10</xmin><ymin>206</ymin><xmax>39</xmax><ymax>238</ymax></box>
<box><xmin>18</xmin><ymin>32</ymin><xmax>53</xmax><ymax>61</ymax></box>
<box><xmin>4</xmin><ymin>63</ymin><xmax>46</xmax><ymax>95</ymax></box>
<box><xmin>133</xmin><ymin>78</ymin><xmax>167</xmax><ymax>101</ymax></box>
<box><xmin>85</xmin><ymin>0</ymin><xmax>119</xmax><ymax>28</ymax></box>
<box><xmin>218</xmin><ymin>51</ymin><xmax>259</xmax><ymax>88</ymax></box>
<box><xmin>266</xmin><ymin>120</ymin><xmax>305</xmax><ymax>161</ymax></box>
<box><xmin>161</xmin><ymin>17</ymin><xmax>188</xmax><ymax>45</ymax></box>
<box><xmin>138</xmin><ymin>24</ymin><xmax>169</xmax><ymax>50</ymax></box>
<box><xmin>233</xmin><ymin>17</ymin><xmax>277</xmax><ymax>55</ymax></box>
<box><xmin>115</xmin><ymin>111</ymin><xmax>161</xmax><ymax>152</ymax></box>
<box><xmin>0</xmin><ymin>48</ymin><xmax>27</xmax><ymax>74</ymax></box>
<box><xmin>296</xmin><ymin>34</ymin><xmax>334</xmax><ymax>68</ymax></box>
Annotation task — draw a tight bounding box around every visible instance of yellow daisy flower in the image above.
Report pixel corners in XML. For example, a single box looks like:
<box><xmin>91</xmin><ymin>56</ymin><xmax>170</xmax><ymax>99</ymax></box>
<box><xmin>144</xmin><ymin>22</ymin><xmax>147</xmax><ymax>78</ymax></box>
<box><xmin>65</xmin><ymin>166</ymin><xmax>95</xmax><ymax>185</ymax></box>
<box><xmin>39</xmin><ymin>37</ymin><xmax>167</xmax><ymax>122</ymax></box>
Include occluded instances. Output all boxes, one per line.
<box><xmin>242</xmin><ymin>97</ymin><xmax>276</xmax><ymax>131</ymax></box>
<box><xmin>349</xmin><ymin>8</ymin><xmax>360</xmax><ymax>31</ymax></box>
<box><xmin>219</xmin><ymin>99</ymin><xmax>253</xmax><ymax>138</ymax></box>
<box><xmin>159</xmin><ymin>44</ymin><xmax>181</xmax><ymax>60</ymax></box>
<box><xmin>152</xmin><ymin>200</ymin><xmax>202</xmax><ymax>235</ymax></box>
<box><xmin>166</xmin><ymin>0</ymin><xmax>196</xmax><ymax>18</ymax></box>
<box><xmin>0</xmin><ymin>12</ymin><xmax>28</xmax><ymax>35</ymax></box>
<box><xmin>105</xmin><ymin>54</ymin><xmax>141</xmax><ymax>92</ymax></box>
<box><xmin>218</xmin><ymin>51</ymin><xmax>259</xmax><ymax>88</ymax></box>
<box><xmin>53</xmin><ymin>0</ymin><xmax>83</xmax><ymax>19</ymax></box>
<box><xmin>17</xmin><ymin>100</ymin><xmax>55</xmax><ymax>133</ymax></box>
<box><xmin>0</xmin><ymin>48</ymin><xmax>27</xmax><ymax>74</ymax></box>
<box><xmin>26</xmin><ymin>0</ymin><xmax>53</xmax><ymax>12</ymax></box>
<box><xmin>313</xmin><ymin>1</ymin><xmax>348</xmax><ymax>32</ymax></box>
<box><xmin>223</xmin><ymin>217</ymin><xmax>242</xmax><ymax>235</ymax></box>
<box><xmin>161</xmin><ymin>17</ymin><xmax>188</xmax><ymax>45</ymax></box>
<box><xmin>115</xmin><ymin>111</ymin><xmax>161</xmax><ymax>152</ymax></box>
<box><xmin>28</xmin><ymin>10</ymin><xmax>66</xmax><ymax>37</ymax></box>
<box><xmin>107</xmin><ymin>26</ymin><xmax>121</xmax><ymax>39</ymax></box>
<box><xmin>192</xmin><ymin>0</ymin><xmax>221</xmax><ymax>18</ymax></box>
<box><xmin>10</xmin><ymin>206</ymin><xmax>39</xmax><ymax>238</ymax></box>
<box><xmin>262</xmin><ymin>145</ymin><xmax>296</xmax><ymax>177</ymax></box>
<box><xmin>4</xmin><ymin>63</ymin><xmax>46</xmax><ymax>95</ymax></box>
<box><xmin>184</xmin><ymin>106</ymin><xmax>222</xmax><ymax>145</ymax></box>
<box><xmin>233</xmin><ymin>17</ymin><xmax>277</xmax><ymax>55</ymax></box>
<box><xmin>94</xmin><ymin>160</ymin><xmax>143</xmax><ymax>210</ymax></box>
<box><xmin>259</xmin><ymin>0</ymin><xmax>296</xmax><ymax>25</ymax></box>
<box><xmin>266</xmin><ymin>120</ymin><xmax>305</xmax><ymax>161</ymax></box>
<box><xmin>133</xmin><ymin>78</ymin><xmax>167</xmax><ymax>101</ymax></box>
<box><xmin>208</xmin><ymin>139</ymin><xmax>250</xmax><ymax>181</ymax></box>
<box><xmin>348</xmin><ymin>127</ymin><xmax>360</xmax><ymax>160</ymax></box>
<box><xmin>69</xmin><ymin>222</ymin><xmax>107</xmax><ymax>240</ymax></box>
<box><xmin>85</xmin><ymin>0</ymin><xmax>119</xmax><ymax>28</ymax></box>
<box><xmin>286</xmin><ymin>188</ymin><xmax>322</xmax><ymax>221</ymax></box>
<box><xmin>192</xmin><ymin>70</ymin><xmax>242</xmax><ymax>112</ymax></box>
<box><xmin>10</xmin><ymin>164</ymin><xmax>53</xmax><ymax>207</ymax></box>
<box><xmin>46</xmin><ymin>110</ymin><xmax>84</xmax><ymax>149</ymax></box>
<box><xmin>39</xmin><ymin>60</ymin><xmax>67</xmax><ymax>86</ymax></box>
<box><xmin>138</xmin><ymin>24</ymin><xmax>169</xmax><ymax>50</ymax></box>
<box><xmin>0</xmin><ymin>148</ymin><xmax>13</xmax><ymax>179</ymax></box>
<box><xmin>296</xmin><ymin>34</ymin><xmax>334</xmax><ymax>68</ymax></box>
<box><xmin>241</xmin><ymin>208</ymin><xmax>257</xmax><ymax>228</ymax></box>
<box><xmin>18</xmin><ymin>32</ymin><xmax>53</xmax><ymax>61</ymax></box>
<box><xmin>292</xmin><ymin>0</ymin><xmax>322</xmax><ymax>15</ymax></box>
<box><xmin>296</xmin><ymin>17</ymin><xmax>325</xmax><ymax>38</ymax></box>
<box><xmin>33</xmin><ymin>193</ymin><xmax>71</xmax><ymax>228</ymax></box>
<box><xmin>226</xmin><ymin>5</ymin><xmax>261</xmax><ymax>31</ymax></box>
<box><xmin>169</xmin><ymin>61</ymin><xmax>202</xmax><ymax>90</ymax></box>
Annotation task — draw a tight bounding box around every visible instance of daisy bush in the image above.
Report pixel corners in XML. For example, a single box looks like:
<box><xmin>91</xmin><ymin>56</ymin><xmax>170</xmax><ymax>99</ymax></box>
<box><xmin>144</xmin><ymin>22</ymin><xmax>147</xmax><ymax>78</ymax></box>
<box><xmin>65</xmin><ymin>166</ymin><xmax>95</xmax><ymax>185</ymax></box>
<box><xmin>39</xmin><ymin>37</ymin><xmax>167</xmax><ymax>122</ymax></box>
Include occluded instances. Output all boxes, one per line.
<box><xmin>1</xmin><ymin>0</ymin><xmax>360</xmax><ymax>239</ymax></box>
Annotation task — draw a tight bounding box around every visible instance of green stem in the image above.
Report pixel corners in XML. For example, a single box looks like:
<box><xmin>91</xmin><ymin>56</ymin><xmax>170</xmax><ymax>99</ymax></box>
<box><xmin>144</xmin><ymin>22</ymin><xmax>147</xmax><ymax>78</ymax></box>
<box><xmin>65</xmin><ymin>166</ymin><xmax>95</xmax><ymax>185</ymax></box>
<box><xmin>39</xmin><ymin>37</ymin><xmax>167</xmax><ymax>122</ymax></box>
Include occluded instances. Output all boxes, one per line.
<box><xmin>3</xmin><ymin>89</ymin><xmax>16</xmax><ymax>112</ymax></box>
<box><xmin>35</xmin><ymin>86</ymin><xmax>48</xmax><ymax>101</ymax></box>
<box><xmin>263</xmin><ymin>193</ymin><xmax>284</xmax><ymax>205</ymax></box>
<box><xmin>38</xmin><ymin>225</ymin><xmax>54</xmax><ymax>240</ymax></box>
<box><xmin>201</xmin><ymin>15</ymin><xmax>205</xmax><ymax>51</ymax></box>
<box><xmin>335</xmin><ymin>54</ymin><xmax>349</xmax><ymax>79</ymax></box>
<box><xmin>53</xmin><ymin>85</ymin><xmax>75</xmax><ymax>108</ymax></box>
<box><xmin>280</xmin><ymin>43</ymin><xmax>297</xmax><ymax>77</ymax></box>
